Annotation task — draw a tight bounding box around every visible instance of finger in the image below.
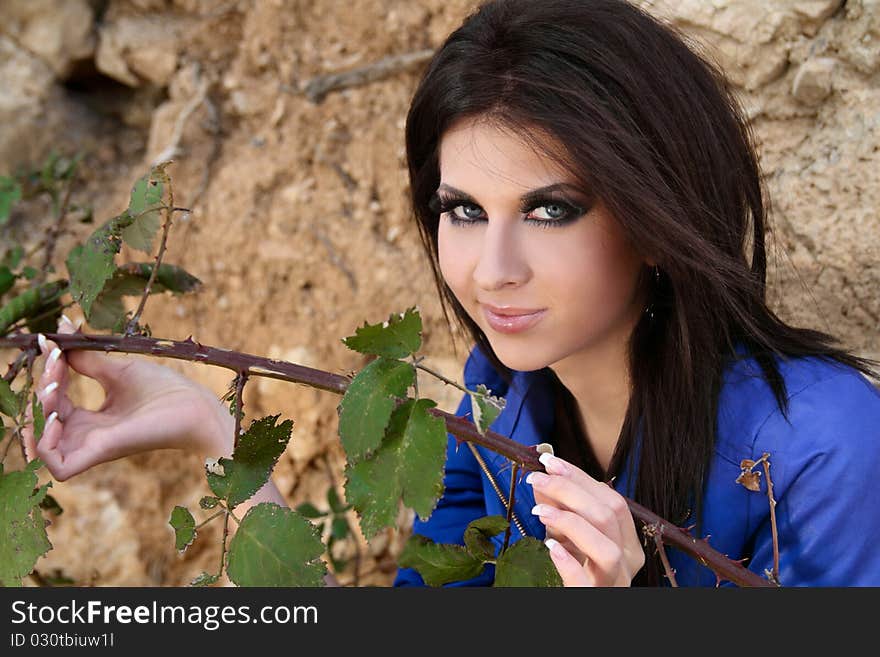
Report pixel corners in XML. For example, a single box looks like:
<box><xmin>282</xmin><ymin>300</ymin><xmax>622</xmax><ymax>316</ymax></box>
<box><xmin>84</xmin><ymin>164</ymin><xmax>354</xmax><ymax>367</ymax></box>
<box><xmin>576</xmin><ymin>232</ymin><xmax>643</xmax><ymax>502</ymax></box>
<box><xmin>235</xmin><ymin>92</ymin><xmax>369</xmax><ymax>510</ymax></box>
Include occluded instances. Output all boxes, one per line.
<box><xmin>35</xmin><ymin>414</ymin><xmax>96</xmax><ymax>482</ymax></box>
<box><xmin>537</xmin><ymin>453</ymin><xmax>639</xmax><ymax>549</ymax></box>
<box><xmin>528</xmin><ymin>470</ymin><xmax>623</xmax><ymax>545</ymax></box>
<box><xmin>544</xmin><ymin>538</ymin><xmax>591</xmax><ymax>586</ymax></box>
<box><xmin>532</xmin><ymin>504</ymin><xmax>624</xmax><ymax>578</ymax></box>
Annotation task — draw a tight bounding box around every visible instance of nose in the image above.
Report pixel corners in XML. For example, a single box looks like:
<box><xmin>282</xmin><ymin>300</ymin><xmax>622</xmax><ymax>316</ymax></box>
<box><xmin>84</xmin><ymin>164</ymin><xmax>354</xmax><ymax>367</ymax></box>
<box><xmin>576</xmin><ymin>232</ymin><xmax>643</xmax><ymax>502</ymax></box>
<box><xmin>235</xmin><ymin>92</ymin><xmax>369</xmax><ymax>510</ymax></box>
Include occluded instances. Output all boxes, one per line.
<box><xmin>472</xmin><ymin>220</ymin><xmax>531</xmax><ymax>292</ymax></box>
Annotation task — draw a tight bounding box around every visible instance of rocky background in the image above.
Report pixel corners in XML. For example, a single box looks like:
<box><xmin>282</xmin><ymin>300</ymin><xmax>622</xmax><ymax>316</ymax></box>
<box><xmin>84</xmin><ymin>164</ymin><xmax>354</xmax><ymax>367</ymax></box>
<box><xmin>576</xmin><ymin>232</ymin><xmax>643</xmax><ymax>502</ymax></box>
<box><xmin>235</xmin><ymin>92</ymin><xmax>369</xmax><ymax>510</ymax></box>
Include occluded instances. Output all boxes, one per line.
<box><xmin>1</xmin><ymin>0</ymin><xmax>877</xmax><ymax>586</ymax></box>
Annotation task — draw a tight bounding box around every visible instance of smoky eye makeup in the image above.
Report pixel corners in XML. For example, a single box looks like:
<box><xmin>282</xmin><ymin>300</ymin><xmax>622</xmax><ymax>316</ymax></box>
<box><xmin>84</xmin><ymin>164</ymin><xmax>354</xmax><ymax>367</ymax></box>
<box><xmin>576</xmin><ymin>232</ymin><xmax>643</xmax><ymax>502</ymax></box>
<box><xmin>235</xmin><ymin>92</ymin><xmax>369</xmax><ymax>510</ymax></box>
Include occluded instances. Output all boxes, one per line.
<box><xmin>428</xmin><ymin>184</ymin><xmax>594</xmax><ymax>229</ymax></box>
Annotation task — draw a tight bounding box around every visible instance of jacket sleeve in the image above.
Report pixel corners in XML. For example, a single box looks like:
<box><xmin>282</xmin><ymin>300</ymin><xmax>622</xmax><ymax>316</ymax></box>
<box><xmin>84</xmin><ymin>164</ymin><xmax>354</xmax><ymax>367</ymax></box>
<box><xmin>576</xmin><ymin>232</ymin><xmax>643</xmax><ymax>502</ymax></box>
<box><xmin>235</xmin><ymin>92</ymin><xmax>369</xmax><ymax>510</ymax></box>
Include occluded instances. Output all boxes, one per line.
<box><xmin>393</xmin><ymin>389</ymin><xmax>495</xmax><ymax>586</ymax></box>
<box><xmin>738</xmin><ymin>372</ymin><xmax>880</xmax><ymax>586</ymax></box>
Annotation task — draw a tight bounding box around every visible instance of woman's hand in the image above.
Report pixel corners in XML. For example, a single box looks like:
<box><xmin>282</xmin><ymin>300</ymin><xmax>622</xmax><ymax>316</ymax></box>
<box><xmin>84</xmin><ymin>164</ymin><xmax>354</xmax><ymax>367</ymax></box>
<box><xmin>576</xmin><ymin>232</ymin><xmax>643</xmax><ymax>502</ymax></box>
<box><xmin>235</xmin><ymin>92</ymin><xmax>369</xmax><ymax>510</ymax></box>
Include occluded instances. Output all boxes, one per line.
<box><xmin>526</xmin><ymin>452</ymin><xmax>645</xmax><ymax>586</ymax></box>
<box><xmin>22</xmin><ymin>315</ymin><xmax>232</xmax><ymax>481</ymax></box>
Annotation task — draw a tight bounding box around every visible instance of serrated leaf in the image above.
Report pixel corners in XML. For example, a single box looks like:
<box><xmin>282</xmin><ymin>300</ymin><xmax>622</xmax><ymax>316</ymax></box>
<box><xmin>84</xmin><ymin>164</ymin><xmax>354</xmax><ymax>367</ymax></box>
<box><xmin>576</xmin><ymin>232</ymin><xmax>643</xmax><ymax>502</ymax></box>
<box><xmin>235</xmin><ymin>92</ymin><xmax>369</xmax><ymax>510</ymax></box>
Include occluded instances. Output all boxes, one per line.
<box><xmin>398</xmin><ymin>534</ymin><xmax>486</xmax><ymax>586</ymax></box>
<box><xmin>0</xmin><ymin>469</ymin><xmax>53</xmax><ymax>584</ymax></box>
<box><xmin>0</xmin><ymin>266</ymin><xmax>14</xmax><ymax>296</ymax></box>
<box><xmin>331</xmin><ymin>516</ymin><xmax>349</xmax><ymax>540</ymax></box>
<box><xmin>1</xmin><ymin>245</ymin><xmax>24</xmax><ymax>270</ymax></box>
<box><xmin>294</xmin><ymin>502</ymin><xmax>325</xmax><ymax>519</ymax></box>
<box><xmin>117</xmin><ymin>262</ymin><xmax>202</xmax><ymax>295</ymax></box>
<box><xmin>493</xmin><ymin>537</ymin><xmax>563</xmax><ymax>587</ymax></box>
<box><xmin>65</xmin><ymin>235</ymin><xmax>121</xmax><ymax>318</ymax></box>
<box><xmin>337</xmin><ymin>356</ymin><xmax>414</xmax><ymax>462</ymax></box>
<box><xmin>341</xmin><ymin>306</ymin><xmax>422</xmax><ymax>359</ymax></box>
<box><xmin>206</xmin><ymin>414</ymin><xmax>293</xmax><ymax>509</ymax></box>
<box><xmin>464</xmin><ymin>515</ymin><xmax>509</xmax><ymax>561</ymax></box>
<box><xmin>120</xmin><ymin>168</ymin><xmax>167</xmax><ymax>254</ymax></box>
<box><xmin>25</xmin><ymin>459</ymin><xmax>44</xmax><ymax>473</ymax></box>
<box><xmin>470</xmin><ymin>384</ymin><xmax>506</xmax><ymax>435</ymax></box>
<box><xmin>0</xmin><ymin>176</ymin><xmax>21</xmax><ymax>225</ymax></box>
<box><xmin>32</xmin><ymin>395</ymin><xmax>45</xmax><ymax>444</ymax></box>
<box><xmin>199</xmin><ymin>496</ymin><xmax>220</xmax><ymax>510</ymax></box>
<box><xmin>225</xmin><ymin>503</ymin><xmax>327</xmax><ymax>587</ymax></box>
<box><xmin>0</xmin><ymin>379</ymin><xmax>18</xmax><ymax>417</ymax></box>
<box><xmin>169</xmin><ymin>505</ymin><xmax>196</xmax><ymax>552</ymax></box>
<box><xmin>190</xmin><ymin>572</ymin><xmax>219</xmax><ymax>587</ymax></box>
<box><xmin>38</xmin><ymin>493</ymin><xmax>62</xmax><ymax>516</ymax></box>
<box><xmin>327</xmin><ymin>486</ymin><xmax>348</xmax><ymax>514</ymax></box>
<box><xmin>344</xmin><ymin>398</ymin><xmax>447</xmax><ymax>539</ymax></box>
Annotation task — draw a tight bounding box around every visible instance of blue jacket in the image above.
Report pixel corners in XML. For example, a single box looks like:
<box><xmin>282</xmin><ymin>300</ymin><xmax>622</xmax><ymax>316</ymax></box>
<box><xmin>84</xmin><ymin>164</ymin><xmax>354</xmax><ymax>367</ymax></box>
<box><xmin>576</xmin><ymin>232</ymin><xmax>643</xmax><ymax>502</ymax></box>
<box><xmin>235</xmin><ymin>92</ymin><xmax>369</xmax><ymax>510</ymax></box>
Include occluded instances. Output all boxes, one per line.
<box><xmin>393</xmin><ymin>343</ymin><xmax>880</xmax><ymax>586</ymax></box>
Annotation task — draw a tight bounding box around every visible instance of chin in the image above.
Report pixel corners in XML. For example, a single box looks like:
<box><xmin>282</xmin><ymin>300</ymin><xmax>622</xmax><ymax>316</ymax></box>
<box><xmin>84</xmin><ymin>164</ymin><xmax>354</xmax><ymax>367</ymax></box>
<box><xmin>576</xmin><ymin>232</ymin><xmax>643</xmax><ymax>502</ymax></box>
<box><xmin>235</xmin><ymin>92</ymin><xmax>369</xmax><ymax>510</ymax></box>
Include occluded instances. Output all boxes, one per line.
<box><xmin>485</xmin><ymin>341</ymin><xmax>554</xmax><ymax>373</ymax></box>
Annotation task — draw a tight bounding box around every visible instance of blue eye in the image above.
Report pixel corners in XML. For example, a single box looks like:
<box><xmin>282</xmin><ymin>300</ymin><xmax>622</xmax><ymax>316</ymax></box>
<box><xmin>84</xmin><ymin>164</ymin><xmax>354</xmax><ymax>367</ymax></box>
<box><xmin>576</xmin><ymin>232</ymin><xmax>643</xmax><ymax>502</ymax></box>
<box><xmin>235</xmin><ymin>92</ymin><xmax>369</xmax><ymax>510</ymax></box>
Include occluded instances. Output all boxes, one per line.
<box><xmin>430</xmin><ymin>192</ymin><xmax>587</xmax><ymax>229</ymax></box>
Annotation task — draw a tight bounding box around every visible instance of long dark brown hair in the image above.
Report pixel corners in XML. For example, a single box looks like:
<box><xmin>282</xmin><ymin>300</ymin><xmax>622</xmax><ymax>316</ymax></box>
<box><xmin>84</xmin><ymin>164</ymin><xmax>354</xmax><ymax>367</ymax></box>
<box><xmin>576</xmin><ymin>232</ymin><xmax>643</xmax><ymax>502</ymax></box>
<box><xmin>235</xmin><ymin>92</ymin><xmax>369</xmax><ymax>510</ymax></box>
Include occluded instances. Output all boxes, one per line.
<box><xmin>404</xmin><ymin>0</ymin><xmax>879</xmax><ymax>585</ymax></box>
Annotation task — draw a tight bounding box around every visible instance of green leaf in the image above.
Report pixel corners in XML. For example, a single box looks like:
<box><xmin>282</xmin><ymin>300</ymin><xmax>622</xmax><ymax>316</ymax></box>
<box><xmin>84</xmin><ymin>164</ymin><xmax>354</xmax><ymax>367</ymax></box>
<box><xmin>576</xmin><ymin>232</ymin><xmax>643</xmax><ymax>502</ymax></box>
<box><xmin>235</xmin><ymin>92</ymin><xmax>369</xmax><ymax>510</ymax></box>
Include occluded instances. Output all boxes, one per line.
<box><xmin>344</xmin><ymin>398</ymin><xmax>447</xmax><ymax>539</ymax></box>
<box><xmin>470</xmin><ymin>384</ymin><xmax>506</xmax><ymax>435</ymax></box>
<box><xmin>225</xmin><ymin>503</ymin><xmax>327</xmax><ymax>587</ymax></box>
<box><xmin>398</xmin><ymin>534</ymin><xmax>486</xmax><ymax>587</ymax></box>
<box><xmin>337</xmin><ymin>356</ymin><xmax>414</xmax><ymax>462</ymax></box>
<box><xmin>89</xmin><ymin>265</ymin><xmax>202</xmax><ymax>330</ymax></box>
<box><xmin>190</xmin><ymin>572</ymin><xmax>219</xmax><ymax>587</ymax></box>
<box><xmin>1</xmin><ymin>246</ymin><xmax>23</xmax><ymax>270</ymax></box>
<box><xmin>0</xmin><ymin>176</ymin><xmax>22</xmax><ymax>225</ymax></box>
<box><xmin>464</xmin><ymin>515</ymin><xmax>509</xmax><ymax>561</ymax></box>
<box><xmin>341</xmin><ymin>306</ymin><xmax>422</xmax><ymax>359</ymax></box>
<box><xmin>65</xmin><ymin>236</ymin><xmax>121</xmax><ymax>318</ymax></box>
<box><xmin>121</xmin><ymin>168</ymin><xmax>167</xmax><ymax>254</ymax></box>
<box><xmin>294</xmin><ymin>502</ymin><xmax>325</xmax><ymax>519</ymax></box>
<box><xmin>25</xmin><ymin>459</ymin><xmax>44</xmax><ymax>473</ymax></box>
<box><xmin>0</xmin><ymin>379</ymin><xmax>18</xmax><ymax>418</ymax></box>
<box><xmin>0</xmin><ymin>266</ymin><xmax>14</xmax><ymax>297</ymax></box>
<box><xmin>0</xmin><ymin>469</ymin><xmax>53</xmax><ymax>584</ymax></box>
<box><xmin>331</xmin><ymin>516</ymin><xmax>349</xmax><ymax>540</ymax></box>
<box><xmin>327</xmin><ymin>486</ymin><xmax>349</xmax><ymax>514</ymax></box>
<box><xmin>206</xmin><ymin>414</ymin><xmax>293</xmax><ymax>509</ymax></box>
<box><xmin>31</xmin><ymin>395</ymin><xmax>45</xmax><ymax>445</ymax></box>
<box><xmin>198</xmin><ymin>496</ymin><xmax>220</xmax><ymax>510</ymax></box>
<box><xmin>169</xmin><ymin>505</ymin><xmax>196</xmax><ymax>552</ymax></box>
<box><xmin>21</xmin><ymin>266</ymin><xmax>38</xmax><ymax>280</ymax></box>
<box><xmin>118</xmin><ymin>262</ymin><xmax>202</xmax><ymax>295</ymax></box>
<box><xmin>38</xmin><ymin>493</ymin><xmax>62</xmax><ymax>516</ymax></box>
<box><xmin>493</xmin><ymin>537</ymin><xmax>563</xmax><ymax>587</ymax></box>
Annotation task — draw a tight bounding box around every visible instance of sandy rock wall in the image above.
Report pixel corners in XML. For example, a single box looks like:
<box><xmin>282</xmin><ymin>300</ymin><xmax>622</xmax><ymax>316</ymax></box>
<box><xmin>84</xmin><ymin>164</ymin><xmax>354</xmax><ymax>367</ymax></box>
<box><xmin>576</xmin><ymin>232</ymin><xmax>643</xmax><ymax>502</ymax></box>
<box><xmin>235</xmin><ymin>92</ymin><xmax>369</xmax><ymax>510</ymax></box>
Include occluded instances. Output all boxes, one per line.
<box><xmin>1</xmin><ymin>0</ymin><xmax>877</xmax><ymax>586</ymax></box>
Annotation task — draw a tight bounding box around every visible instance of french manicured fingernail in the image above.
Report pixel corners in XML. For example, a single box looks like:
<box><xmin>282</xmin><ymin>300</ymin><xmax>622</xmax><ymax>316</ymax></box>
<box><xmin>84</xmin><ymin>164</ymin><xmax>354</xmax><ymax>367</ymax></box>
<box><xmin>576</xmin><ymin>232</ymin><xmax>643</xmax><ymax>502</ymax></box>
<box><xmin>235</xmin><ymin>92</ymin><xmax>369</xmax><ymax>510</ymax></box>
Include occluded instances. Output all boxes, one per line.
<box><xmin>531</xmin><ymin>504</ymin><xmax>556</xmax><ymax>519</ymax></box>
<box><xmin>544</xmin><ymin>538</ymin><xmax>564</xmax><ymax>557</ymax></box>
<box><xmin>539</xmin><ymin>452</ymin><xmax>569</xmax><ymax>475</ymax></box>
<box><xmin>45</xmin><ymin>411</ymin><xmax>58</xmax><ymax>429</ymax></box>
<box><xmin>46</xmin><ymin>347</ymin><xmax>62</xmax><ymax>368</ymax></box>
<box><xmin>60</xmin><ymin>314</ymin><xmax>74</xmax><ymax>327</ymax></box>
<box><xmin>38</xmin><ymin>333</ymin><xmax>48</xmax><ymax>353</ymax></box>
<box><xmin>41</xmin><ymin>381</ymin><xmax>59</xmax><ymax>397</ymax></box>
<box><xmin>525</xmin><ymin>471</ymin><xmax>549</xmax><ymax>487</ymax></box>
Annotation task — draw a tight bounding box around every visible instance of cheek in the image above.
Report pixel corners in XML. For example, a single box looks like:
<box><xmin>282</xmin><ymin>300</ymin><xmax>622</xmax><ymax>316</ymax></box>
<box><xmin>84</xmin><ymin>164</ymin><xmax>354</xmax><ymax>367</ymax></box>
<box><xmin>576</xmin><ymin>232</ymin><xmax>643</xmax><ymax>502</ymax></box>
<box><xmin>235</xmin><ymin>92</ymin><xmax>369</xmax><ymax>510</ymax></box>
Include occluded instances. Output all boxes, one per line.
<box><xmin>546</xmin><ymin>226</ymin><xmax>642</xmax><ymax>314</ymax></box>
<box><xmin>437</xmin><ymin>221</ymin><xmax>471</xmax><ymax>301</ymax></box>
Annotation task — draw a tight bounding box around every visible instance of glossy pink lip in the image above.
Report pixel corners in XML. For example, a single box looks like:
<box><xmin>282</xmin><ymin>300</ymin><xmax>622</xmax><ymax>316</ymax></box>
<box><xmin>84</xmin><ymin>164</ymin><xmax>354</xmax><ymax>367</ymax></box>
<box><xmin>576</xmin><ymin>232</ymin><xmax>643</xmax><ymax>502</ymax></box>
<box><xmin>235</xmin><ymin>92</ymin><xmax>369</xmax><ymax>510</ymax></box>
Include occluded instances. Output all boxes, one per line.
<box><xmin>481</xmin><ymin>304</ymin><xmax>547</xmax><ymax>334</ymax></box>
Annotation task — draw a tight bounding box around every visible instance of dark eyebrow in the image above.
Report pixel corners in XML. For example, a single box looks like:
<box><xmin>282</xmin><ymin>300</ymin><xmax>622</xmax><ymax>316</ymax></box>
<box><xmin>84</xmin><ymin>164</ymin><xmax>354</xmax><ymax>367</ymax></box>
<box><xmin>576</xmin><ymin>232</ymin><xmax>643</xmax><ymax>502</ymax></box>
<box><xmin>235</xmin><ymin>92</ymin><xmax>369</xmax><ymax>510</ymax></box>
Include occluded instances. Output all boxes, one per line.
<box><xmin>436</xmin><ymin>182</ymin><xmax>592</xmax><ymax>209</ymax></box>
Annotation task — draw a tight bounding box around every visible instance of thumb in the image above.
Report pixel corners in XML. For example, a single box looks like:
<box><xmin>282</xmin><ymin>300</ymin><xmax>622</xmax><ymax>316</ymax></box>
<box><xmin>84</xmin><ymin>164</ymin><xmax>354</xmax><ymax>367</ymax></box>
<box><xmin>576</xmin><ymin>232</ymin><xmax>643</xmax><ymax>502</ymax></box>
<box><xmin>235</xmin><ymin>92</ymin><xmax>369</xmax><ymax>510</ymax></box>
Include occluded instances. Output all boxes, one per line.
<box><xmin>55</xmin><ymin>314</ymin><xmax>124</xmax><ymax>387</ymax></box>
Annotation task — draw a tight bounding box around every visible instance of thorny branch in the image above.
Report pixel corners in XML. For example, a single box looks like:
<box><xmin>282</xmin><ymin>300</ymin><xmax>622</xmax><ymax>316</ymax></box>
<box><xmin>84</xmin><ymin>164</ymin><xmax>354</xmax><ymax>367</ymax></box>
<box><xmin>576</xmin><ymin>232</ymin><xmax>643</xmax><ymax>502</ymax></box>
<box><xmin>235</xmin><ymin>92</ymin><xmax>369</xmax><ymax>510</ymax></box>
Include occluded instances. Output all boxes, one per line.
<box><xmin>232</xmin><ymin>370</ymin><xmax>248</xmax><ymax>450</ymax></box>
<box><xmin>643</xmin><ymin>522</ymin><xmax>678</xmax><ymax>587</ymax></box>
<box><xmin>0</xmin><ymin>330</ymin><xmax>774</xmax><ymax>587</ymax></box>
<box><xmin>736</xmin><ymin>452</ymin><xmax>781</xmax><ymax>585</ymax></box>
<box><xmin>125</xmin><ymin>170</ymin><xmax>175</xmax><ymax>337</ymax></box>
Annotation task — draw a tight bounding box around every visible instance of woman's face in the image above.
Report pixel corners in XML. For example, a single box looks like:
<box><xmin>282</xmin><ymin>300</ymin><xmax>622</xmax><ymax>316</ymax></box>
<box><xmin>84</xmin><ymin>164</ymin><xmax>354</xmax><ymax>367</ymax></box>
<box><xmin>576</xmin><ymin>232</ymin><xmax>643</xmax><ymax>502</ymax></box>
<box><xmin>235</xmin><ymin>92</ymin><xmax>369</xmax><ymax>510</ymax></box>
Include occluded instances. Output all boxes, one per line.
<box><xmin>436</xmin><ymin>117</ymin><xmax>649</xmax><ymax>374</ymax></box>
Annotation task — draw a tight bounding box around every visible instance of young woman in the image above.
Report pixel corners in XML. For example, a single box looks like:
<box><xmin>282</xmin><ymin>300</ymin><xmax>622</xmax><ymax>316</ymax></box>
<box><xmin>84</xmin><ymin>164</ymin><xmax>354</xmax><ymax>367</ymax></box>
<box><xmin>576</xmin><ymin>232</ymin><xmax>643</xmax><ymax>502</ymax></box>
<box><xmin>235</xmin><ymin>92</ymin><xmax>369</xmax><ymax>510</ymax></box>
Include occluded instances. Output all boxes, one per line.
<box><xmin>25</xmin><ymin>0</ymin><xmax>880</xmax><ymax>587</ymax></box>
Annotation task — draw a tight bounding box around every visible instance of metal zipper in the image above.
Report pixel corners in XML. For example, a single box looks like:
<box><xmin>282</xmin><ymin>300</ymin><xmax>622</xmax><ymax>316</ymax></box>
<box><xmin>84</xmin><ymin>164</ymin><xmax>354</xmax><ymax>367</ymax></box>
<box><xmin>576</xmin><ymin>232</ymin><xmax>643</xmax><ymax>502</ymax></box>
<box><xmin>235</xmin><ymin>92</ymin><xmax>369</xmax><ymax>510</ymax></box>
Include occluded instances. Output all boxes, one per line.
<box><xmin>467</xmin><ymin>442</ymin><xmax>527</xmax><ymax>538</ymax></box>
